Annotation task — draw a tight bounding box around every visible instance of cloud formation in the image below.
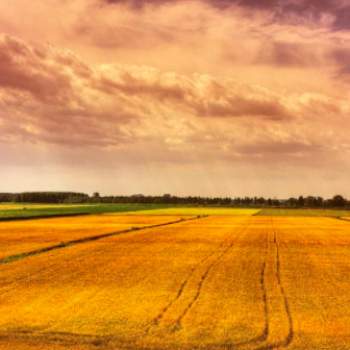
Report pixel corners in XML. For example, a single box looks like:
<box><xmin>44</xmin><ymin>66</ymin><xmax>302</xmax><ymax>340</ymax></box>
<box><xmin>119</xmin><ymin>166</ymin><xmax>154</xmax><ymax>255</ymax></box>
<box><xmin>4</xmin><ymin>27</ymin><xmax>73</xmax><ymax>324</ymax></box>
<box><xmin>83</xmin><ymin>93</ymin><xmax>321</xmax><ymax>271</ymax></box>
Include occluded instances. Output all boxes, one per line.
<box><xmin>0</xmin><ymin>33</ymin><xmax>300</xmax><ymax>149</ymax></box>
<box><xmin>0</xmin><ymin>32</ymin><xmax>349</xmax><ymax>157</ymax></box>
<box><xmin>1</xmin><ymin>0</ymin><xmax>350</xmax><ymax>196</ymax></box>
<box><xmin>103</xmin><ymin>0</ymin><xmax>350</xmax><ymax>30</ymax></box>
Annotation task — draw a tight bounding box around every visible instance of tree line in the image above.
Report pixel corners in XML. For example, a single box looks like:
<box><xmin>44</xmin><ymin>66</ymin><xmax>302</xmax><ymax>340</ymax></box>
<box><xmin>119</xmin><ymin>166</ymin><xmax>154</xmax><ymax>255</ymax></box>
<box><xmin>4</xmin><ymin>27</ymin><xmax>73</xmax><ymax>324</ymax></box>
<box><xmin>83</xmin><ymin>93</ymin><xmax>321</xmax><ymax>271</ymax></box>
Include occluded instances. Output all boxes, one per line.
<box><xmin>0</xmin><ymin>192</ymin><xmax>349</xmax><ymax>208</ymax></box>
<box><xmin>0</xmin><ymin>192</ymin><xmax>89</xmax><ymax>204</ymax></box>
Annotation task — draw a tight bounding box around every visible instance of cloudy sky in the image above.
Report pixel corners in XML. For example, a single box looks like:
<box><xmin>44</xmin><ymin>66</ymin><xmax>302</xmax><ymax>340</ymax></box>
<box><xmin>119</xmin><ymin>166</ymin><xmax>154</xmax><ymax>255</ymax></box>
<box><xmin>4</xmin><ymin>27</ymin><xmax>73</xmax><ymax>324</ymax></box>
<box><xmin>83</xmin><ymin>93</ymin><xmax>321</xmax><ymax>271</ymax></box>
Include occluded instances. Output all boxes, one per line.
<box><xmin>1</xmin><ymin>0</ymin><xmax>350</xmax><ymax>197</ymax></box>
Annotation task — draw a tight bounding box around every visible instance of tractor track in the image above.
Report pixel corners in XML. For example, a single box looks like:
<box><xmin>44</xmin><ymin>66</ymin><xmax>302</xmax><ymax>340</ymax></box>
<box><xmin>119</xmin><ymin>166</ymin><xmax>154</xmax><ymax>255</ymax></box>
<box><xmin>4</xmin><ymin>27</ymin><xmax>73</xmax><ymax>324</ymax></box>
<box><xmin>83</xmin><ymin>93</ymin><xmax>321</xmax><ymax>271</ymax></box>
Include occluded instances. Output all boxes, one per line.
<box><xmin>146</xmin><ymin>218</ymin><xmax>253</xmax><ymax>334</ymax></box>
<box><xmin>271</xmin><ymin>220</ymin><xmax>294</xmax><ymax>349</ymax></box>
<box><xmin>253</xmin><ymin>220</ymin><xmax>294</xmax><ymax>350</ymax></box>
<box><xmin>173</xmin><ymin>224</ymin><xmax>252</xmax><ymax>331</ymax></box>
<box><xmin>173</xmin><ymin>241</ymin><xmax>237</xmax><ymax>331</ymax></box>
<box><xmin>226</xmin><ymin>233</ymin><xmax>270</xmax><ymax>349</ymax></box>
<box><xmin>225</xmin><ymin>218</ymin><xmax>293</xmax><ymax>350</ymax></box>
<box><xmin>145</xmin><ymin>251</ymin><xmax>217</xmax><ymax>333</ymax></box>
<box><xmin>257</xmin><ymin>231</ymin><xmax>294</xmax><ymax>350</ymax></box>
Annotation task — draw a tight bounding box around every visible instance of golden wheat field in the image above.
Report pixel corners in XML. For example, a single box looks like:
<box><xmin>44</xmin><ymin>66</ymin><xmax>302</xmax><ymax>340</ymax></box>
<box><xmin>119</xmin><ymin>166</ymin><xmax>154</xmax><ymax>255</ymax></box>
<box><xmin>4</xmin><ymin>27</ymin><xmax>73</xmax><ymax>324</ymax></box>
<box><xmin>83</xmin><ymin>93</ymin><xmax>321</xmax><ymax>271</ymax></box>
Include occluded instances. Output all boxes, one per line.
<box><xmin>0</xmin><ymin>214</ymin><xmax>183</xmax><ymax>261</ymax></box>
<box><xmin>0</xmin><ymin>211</ymin><xmax>350</xmax><ymax>349</ymax></box>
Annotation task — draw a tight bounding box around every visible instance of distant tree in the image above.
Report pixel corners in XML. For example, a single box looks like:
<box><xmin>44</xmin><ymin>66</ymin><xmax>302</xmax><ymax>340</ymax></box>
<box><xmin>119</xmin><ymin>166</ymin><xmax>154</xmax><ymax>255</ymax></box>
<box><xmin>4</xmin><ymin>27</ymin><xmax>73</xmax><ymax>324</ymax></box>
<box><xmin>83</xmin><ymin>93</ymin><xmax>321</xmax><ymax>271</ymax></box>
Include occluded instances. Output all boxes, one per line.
<box><xmin>305</xmin><ymin>196</ymin><xmax>316</xmax><ymax>207</ymax></box>
<box><xmin>297</xmin><ymin>196</ymin><xmax>305</xmax><ymax>207</ymax></box>
<box><xmin>315</xmin><ymin>196</ymin><xmax>324</xmax><ymax>208</ymax></box>
<box><xmin>257</xmin><ymin>197</ymin><xmax>266</xmax><ymax>205</ymax></box>
<box><xmin>330</xmin><ymin>195</ymin><xmax>346</xmax><ymax>207</ymax></box>
<box><xmin>1</xmin><ymin>191</ymin><xmax>348</xmax><ymax>208</ymax></box>
<box><xmin>286</xmin><ymin>197</ymin><xmax>298</xmax><ymax>207</ymax></box>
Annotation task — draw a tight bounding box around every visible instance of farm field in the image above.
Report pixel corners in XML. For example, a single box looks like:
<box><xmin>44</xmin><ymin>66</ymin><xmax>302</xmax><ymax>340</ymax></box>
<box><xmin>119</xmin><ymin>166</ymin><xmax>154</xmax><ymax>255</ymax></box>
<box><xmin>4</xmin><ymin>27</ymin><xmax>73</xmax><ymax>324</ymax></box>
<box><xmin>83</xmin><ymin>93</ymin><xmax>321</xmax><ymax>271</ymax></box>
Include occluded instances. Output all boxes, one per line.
<box><xmin>258</xmin><ymin>208</ymin><xmax>350</xmax><ymax>217</ymax></box>
<box><xmin>0</xmin><ymin>203</ymin><xmax>170</xmax><ymax>220</ymax></box>
<box><xmin>0</xmin><ymin>210</ymin><xmax>349</xmax><ymax>349</ymax></box>
<box><xmin>0</xmin><ymin>214</ymin><xmax>185</xmax><ymax>263</ymax></box>
<box><xmin>121</xmin><ymin>207</ymin><xmax>260</xmax><ymax>216</ymax></box>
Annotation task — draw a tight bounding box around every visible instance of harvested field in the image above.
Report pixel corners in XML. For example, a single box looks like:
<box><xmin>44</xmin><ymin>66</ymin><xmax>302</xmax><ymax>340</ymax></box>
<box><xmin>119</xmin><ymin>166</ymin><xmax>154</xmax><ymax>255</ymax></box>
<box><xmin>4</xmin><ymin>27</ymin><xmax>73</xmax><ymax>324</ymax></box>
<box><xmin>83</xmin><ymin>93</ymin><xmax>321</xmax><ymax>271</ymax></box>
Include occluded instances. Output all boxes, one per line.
<box><xmin>0</xmin><ymin>212</ymin><xmax>350</xmax><ymax>349</ymax></box>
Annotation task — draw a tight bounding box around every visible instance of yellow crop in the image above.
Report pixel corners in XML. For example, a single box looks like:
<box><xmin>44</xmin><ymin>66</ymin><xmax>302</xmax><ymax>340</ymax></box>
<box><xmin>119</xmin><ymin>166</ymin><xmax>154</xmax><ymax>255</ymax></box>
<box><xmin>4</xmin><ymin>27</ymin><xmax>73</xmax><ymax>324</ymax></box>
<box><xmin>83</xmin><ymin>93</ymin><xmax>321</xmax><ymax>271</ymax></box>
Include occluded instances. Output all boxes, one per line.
<box><xmin>121</xmin><ymin>207</ymin><xmax>260</xmax><ymax>216</ymax></box>
<box><xmin>0</xmin><ymin>214</ymin><xmax>349</xmax><ymax>349</ymax></box>
<box><xmin>0</xmin><ymin>214</ymin><xmax>181</xmax><ymax>260</ymax></box>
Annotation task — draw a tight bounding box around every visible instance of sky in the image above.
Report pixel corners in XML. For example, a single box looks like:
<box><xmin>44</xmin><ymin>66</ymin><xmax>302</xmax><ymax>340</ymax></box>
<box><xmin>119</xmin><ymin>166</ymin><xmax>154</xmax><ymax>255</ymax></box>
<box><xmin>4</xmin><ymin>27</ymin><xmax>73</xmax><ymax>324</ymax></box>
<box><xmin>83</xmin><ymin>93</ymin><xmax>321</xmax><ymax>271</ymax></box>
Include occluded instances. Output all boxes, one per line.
<box><xmin>1</xmin><ymin>0</ymin><xmax>350</xmax><ymax>198</ymax></box>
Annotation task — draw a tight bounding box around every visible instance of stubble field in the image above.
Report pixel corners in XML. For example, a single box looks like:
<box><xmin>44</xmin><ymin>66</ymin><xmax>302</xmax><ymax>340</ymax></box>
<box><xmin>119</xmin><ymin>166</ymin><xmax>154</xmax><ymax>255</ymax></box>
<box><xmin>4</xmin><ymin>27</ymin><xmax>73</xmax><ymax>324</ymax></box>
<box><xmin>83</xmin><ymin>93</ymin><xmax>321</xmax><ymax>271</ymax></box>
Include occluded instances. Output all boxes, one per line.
<box><xmin>0</xmin><ymin>207</ymin><xmax>349</xmax><ymax>349</ymax></box>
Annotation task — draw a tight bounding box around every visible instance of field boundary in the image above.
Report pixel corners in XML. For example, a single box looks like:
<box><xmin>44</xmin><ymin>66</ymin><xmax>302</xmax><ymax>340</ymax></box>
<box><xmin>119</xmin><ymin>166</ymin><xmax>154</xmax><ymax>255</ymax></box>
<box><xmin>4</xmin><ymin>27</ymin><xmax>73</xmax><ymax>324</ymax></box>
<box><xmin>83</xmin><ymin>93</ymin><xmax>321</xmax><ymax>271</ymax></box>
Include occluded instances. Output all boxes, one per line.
<box><xmin>0</xmin><ymin>215</ymin><xmax>207</xmax><ymax>265</ymax></box>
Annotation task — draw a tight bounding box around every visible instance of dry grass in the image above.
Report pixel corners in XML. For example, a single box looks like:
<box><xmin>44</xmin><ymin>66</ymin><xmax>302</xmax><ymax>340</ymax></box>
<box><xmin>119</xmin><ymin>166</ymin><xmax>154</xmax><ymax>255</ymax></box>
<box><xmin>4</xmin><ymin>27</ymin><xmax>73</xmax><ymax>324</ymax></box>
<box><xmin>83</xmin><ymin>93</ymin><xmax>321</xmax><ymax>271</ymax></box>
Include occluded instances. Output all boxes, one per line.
<box><xmin>0</xmin><ymin>214</ymin><xmax>350</xmax><ymax>349</ymax></box>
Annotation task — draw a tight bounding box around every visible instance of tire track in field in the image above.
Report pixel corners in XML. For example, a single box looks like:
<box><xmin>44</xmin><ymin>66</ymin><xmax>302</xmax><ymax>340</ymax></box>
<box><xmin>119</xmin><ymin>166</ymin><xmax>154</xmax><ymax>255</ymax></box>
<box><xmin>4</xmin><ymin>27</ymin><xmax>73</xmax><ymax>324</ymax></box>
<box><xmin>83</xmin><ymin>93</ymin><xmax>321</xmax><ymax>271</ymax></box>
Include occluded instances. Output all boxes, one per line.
<box><xmin>227</xmin><ymin>232</ymin><xmax>270</xmax><ymax>349</ymax></box>
<box><xmin>271</xmin><ymin>219</ymin><xmax>294</xmax><ymax>349</ymax></box>
<box><xmin>172</xmin><ymin>231</ymin><xmax>249</xmax><ymax>331</ymax></box>
<box><xmin>226</xmin><ymin>218</ymin><xmax>293</xmax><ymax>350</ymax></box>
<box><xmin>146</xmin><ymin>218</ymin><xmax>252</xmax><ymax>334</ymax></box>
<box><xmin>252</xmin><ymin>219</ymin><xmax>294</xmax><ymax>350</ymax></box>
<box><xmin>0</xmin><ymin>216</ymin><xmax>206</xmax><ymax>266</ymax></box>
<box><xmin>145</xmin><ymin>237</ymin><xmax>235</xmax><ymax>333</ymax></box>
<box><xmin>144</xmin><ymin>250</ymin><xmax>218</xmax><ymax>333</ymax></box>
<box><xmin>256</xmin><ymin>231</ymin><xmax>293</xmax><ymax>350</ymax></box>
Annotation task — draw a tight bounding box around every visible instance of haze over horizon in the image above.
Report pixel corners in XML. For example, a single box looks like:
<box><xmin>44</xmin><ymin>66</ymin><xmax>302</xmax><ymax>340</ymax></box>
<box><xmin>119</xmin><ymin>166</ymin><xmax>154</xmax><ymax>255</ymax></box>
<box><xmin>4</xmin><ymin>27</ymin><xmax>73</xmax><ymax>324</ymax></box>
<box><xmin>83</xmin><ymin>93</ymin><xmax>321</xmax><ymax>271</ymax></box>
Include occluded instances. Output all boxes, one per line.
<box><xmin>1</xmin><ymin>0</ymin><xmax>350</xmax><ymax>198</ymax></box>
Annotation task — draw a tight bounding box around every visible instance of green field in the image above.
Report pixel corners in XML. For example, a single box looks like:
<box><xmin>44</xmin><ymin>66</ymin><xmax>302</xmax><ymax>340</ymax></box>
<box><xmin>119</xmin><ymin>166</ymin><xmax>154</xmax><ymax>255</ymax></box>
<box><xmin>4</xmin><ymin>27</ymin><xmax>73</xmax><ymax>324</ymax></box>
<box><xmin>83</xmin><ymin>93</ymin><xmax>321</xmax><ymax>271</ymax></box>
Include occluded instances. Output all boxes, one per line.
<box><xmin>0</xmin><ymin>203</ymin><xmax>170</xmax><ymax>220</ymax></box>
<box><xmin>2</xmin><ymin>204</ymin><xmax>350</xmax><ymax>221</ymax></box>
